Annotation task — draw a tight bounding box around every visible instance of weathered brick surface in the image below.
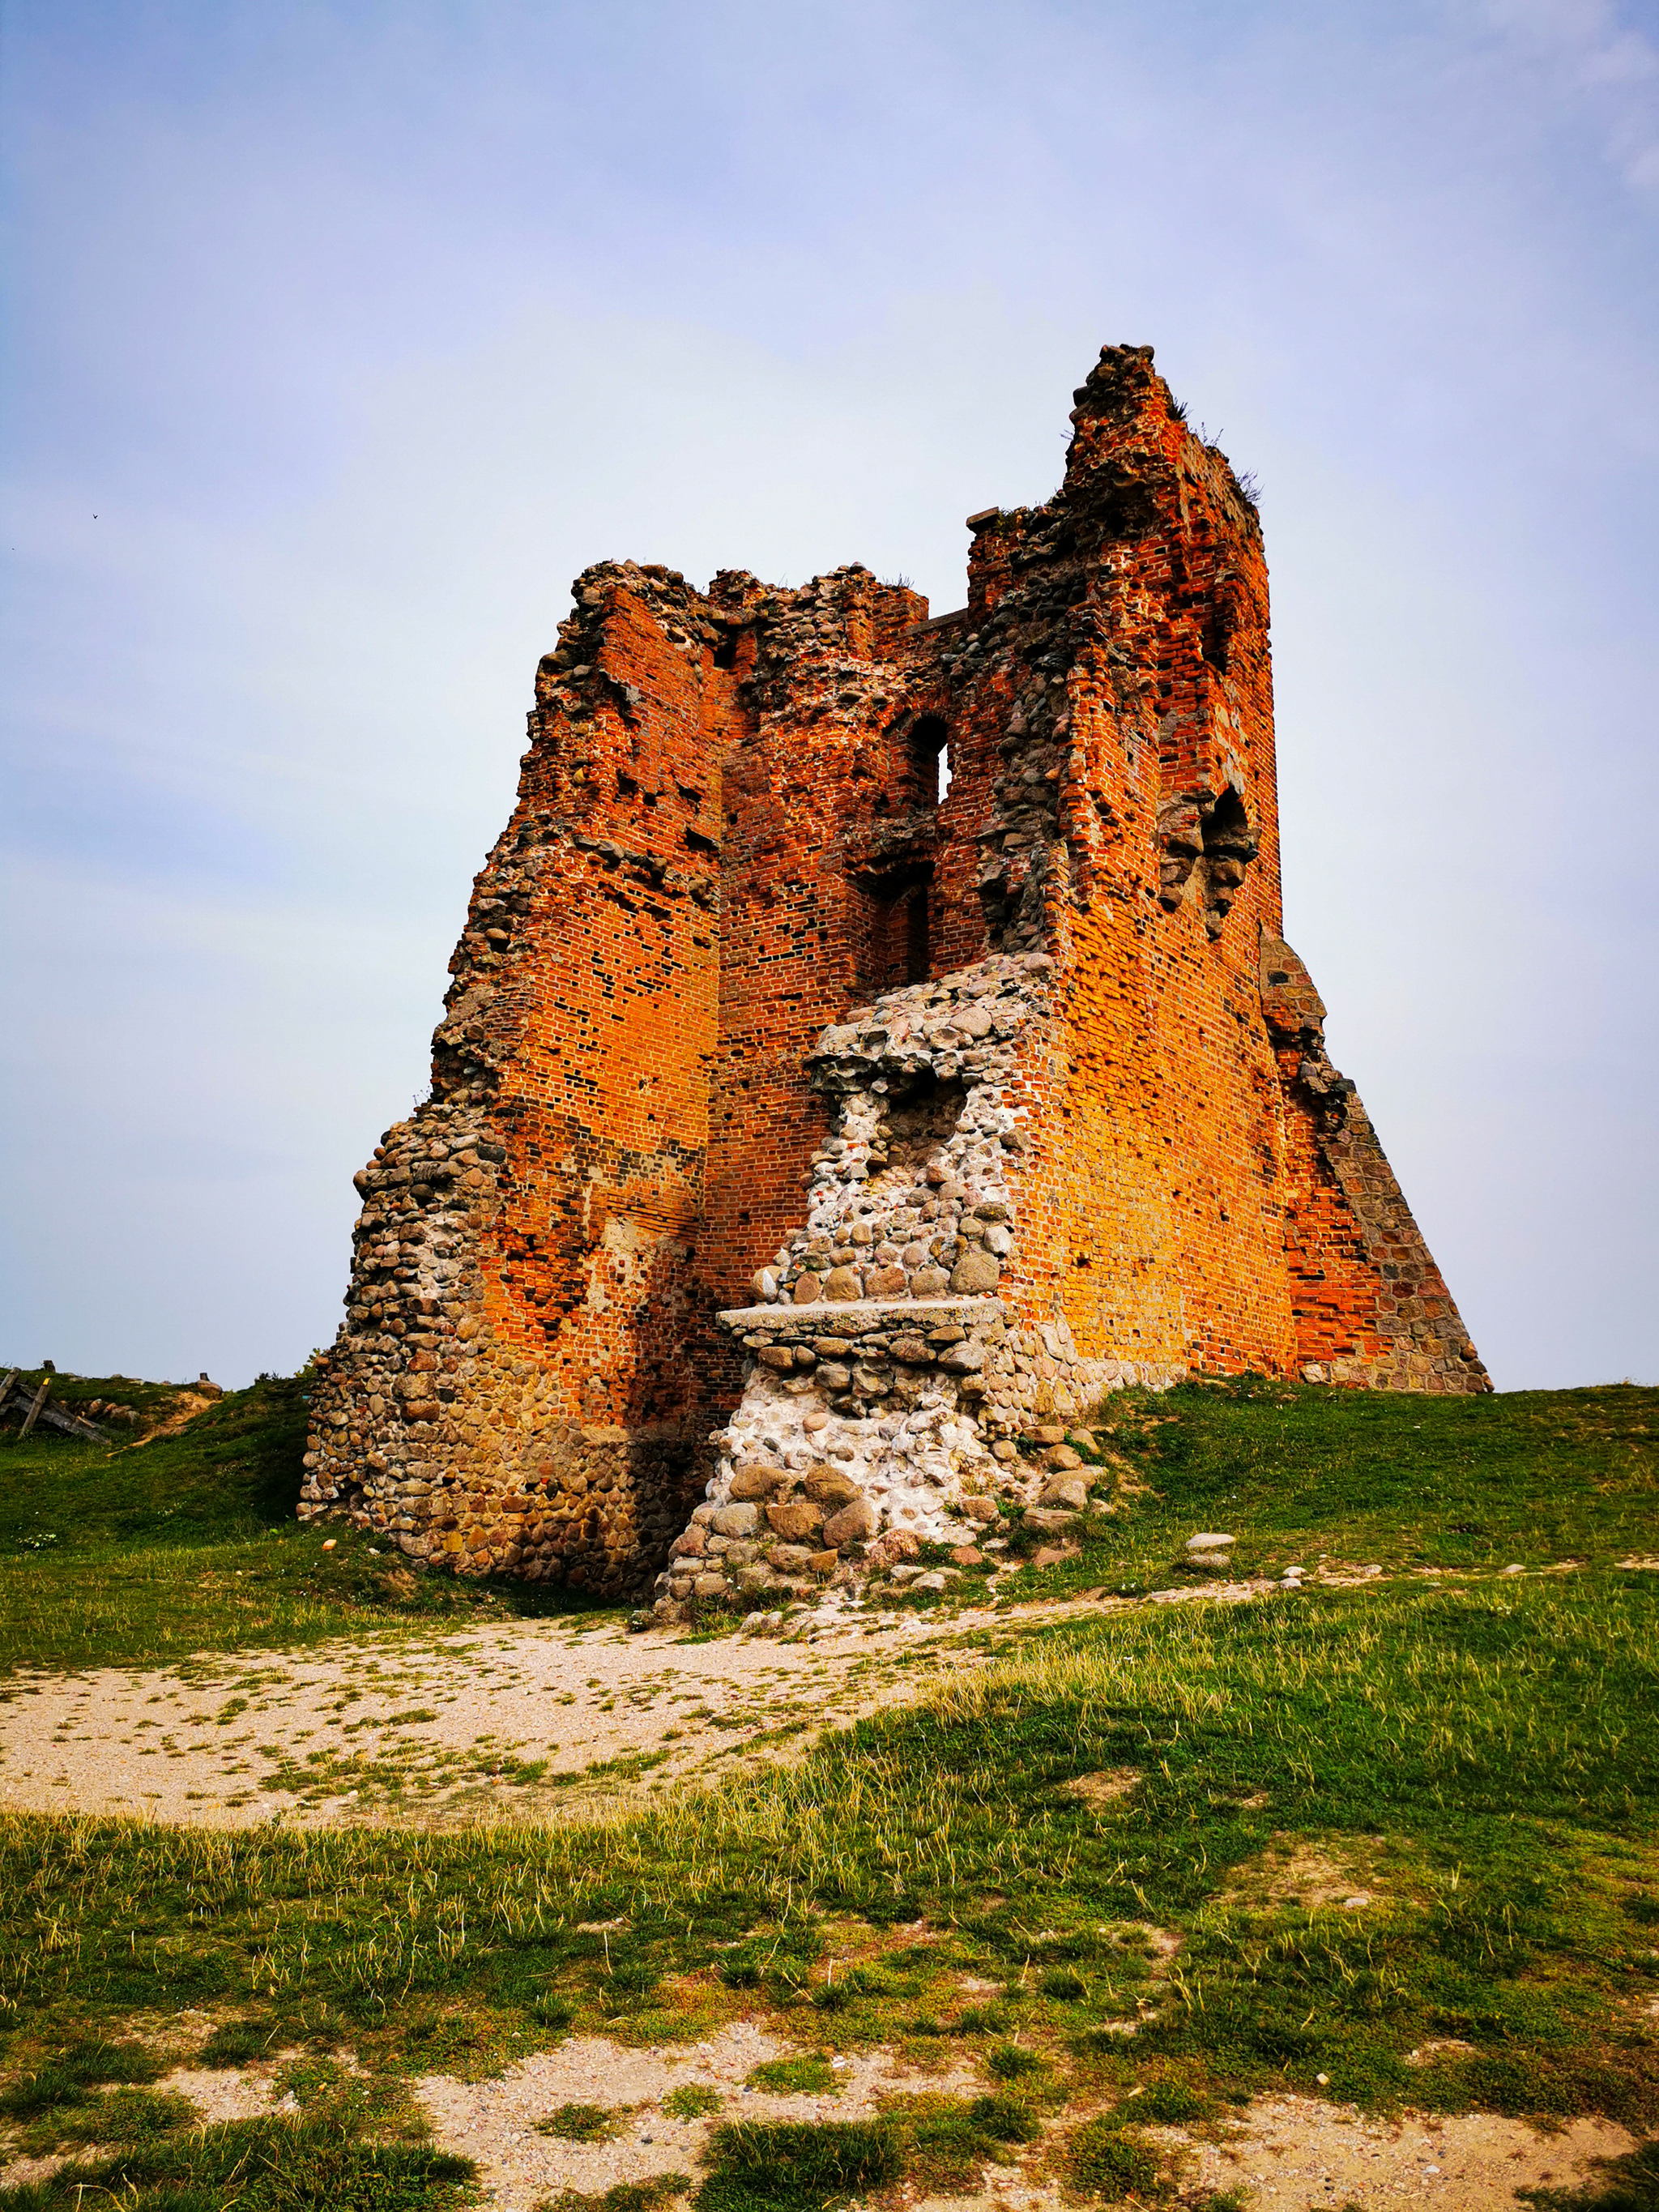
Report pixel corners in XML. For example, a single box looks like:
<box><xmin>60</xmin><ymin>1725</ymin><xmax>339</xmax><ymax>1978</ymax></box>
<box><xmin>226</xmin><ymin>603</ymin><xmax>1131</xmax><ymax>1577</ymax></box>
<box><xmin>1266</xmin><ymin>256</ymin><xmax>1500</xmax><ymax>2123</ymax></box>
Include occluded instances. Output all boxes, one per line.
<box><xmin>301</xmin><ymin>343</ymin><xmax>1487</xmax><ymax>1601</ymax></box>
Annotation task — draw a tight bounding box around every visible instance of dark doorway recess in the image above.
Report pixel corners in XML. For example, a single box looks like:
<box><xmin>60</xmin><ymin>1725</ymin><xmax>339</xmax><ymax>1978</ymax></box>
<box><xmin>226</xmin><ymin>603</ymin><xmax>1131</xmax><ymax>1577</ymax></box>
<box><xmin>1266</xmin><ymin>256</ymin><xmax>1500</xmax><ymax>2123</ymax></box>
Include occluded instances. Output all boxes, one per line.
<box><xmin>906</xmin><ymin>887</ymin><xmax>929</xmax><ymax>982</ymax></box>
<box><xmin>881</xmin><ymin>1070</ymin><xmax>966</xmax><ymax>1168</ymax></box>
<box><xmin>858</xmin><ymin>863</ymin><xmax>933</xmax><ymax>993</ymax></box>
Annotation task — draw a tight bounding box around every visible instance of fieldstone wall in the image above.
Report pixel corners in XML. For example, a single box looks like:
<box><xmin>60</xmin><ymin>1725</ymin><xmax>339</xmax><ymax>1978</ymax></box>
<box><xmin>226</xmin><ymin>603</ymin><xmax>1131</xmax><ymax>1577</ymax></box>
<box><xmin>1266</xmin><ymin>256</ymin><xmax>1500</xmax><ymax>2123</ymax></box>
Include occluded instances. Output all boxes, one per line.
<box><xmin>295</xmin><ymin>1096</ymin><xmax>700</xmax><ymax>1590</ymax></box>
<box><xmin>648</xmin><ymin>953</ymin><xmax>1179</xmax><ymax>1618</ymax></box>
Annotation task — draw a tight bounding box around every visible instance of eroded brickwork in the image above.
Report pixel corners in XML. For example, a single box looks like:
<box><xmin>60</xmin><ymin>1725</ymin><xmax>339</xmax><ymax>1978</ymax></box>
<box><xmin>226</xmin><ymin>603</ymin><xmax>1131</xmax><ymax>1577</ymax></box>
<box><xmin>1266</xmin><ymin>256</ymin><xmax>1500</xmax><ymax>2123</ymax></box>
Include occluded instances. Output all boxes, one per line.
<box><xmin>301</xmin><ymin>343</ymin><xmax>1487</xmax><ymax>1603</ymax></box>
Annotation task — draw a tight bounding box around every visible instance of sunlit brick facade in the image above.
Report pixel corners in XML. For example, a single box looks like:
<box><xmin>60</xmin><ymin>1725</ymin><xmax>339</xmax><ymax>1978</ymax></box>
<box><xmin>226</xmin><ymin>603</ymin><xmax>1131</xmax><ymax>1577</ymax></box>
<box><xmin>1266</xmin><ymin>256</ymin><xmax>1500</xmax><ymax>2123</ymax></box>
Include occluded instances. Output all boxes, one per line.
<box><xmin>301</xmin><ymin>344</ymin><xmax>1487</xmax><ymax>1600</ymax></box>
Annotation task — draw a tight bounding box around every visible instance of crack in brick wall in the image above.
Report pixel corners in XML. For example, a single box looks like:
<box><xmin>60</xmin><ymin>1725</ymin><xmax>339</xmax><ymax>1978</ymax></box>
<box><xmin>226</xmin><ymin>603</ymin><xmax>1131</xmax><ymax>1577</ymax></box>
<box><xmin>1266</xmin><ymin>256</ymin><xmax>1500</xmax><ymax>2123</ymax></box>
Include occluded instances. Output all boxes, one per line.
<box><xmin>300</xmin><ymin>342</ymin><xmax>1489</xmax><ymax>1601</ymax></box>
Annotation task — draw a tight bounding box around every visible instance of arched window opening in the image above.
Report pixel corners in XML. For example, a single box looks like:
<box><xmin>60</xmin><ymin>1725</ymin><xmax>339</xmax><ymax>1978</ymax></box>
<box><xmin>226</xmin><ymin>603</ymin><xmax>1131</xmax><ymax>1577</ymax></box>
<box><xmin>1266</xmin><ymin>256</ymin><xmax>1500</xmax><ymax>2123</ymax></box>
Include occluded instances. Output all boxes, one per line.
<box><xmin>906</xmin><ymin>715</ymin><xmax>949</xmax><ymax>809</ymax></box>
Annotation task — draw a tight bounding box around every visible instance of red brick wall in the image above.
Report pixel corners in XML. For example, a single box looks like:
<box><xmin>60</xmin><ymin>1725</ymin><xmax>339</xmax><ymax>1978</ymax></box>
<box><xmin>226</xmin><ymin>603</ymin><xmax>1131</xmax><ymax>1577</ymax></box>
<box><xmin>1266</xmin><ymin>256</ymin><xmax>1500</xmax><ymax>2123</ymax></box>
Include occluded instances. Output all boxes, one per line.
<box><xmin>1263</xmin><ymin>934</ymin><xmax>1487</xmax><ymax>1390</ymax></box>
<box><xmin>915</xmin><ymin>348</ymin><xmax>1301</xmax><ymax>1376</ymax></box>
<box><xmin>698</xmin><ymin>566</ymin><xmax>932</xmax><ymax>1319</ymax></box>
<box><xmin>462</xmin><ymin>572</ymin><xmax>731</xmax><ymax>1428</ymax></box>
<box><xmin>301</xmin><ymin>343</ymin><xmax>1487</xmax><ymax>1595</ymax></box>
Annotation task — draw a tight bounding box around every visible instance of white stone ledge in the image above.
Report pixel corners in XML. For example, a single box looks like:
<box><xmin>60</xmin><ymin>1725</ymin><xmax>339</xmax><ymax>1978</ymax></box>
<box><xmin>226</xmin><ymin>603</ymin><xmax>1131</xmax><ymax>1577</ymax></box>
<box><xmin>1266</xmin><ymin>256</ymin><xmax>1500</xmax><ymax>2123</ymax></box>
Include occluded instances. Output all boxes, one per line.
<box><xmin>717</xmin><ymin>1296</ymin><xmax>1005</xmax><ymax>1331</ymax></box>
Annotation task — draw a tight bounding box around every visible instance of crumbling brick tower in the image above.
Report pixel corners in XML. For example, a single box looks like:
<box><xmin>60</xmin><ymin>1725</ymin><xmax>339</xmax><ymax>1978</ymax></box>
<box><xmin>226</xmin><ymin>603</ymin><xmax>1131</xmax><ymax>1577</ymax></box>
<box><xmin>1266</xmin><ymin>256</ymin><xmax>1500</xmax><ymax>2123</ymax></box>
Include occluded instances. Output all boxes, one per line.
<box><xmin>301</xmin><ymin>344</ymin><xmax>1488</xmax><ymax>1606</ymax></box>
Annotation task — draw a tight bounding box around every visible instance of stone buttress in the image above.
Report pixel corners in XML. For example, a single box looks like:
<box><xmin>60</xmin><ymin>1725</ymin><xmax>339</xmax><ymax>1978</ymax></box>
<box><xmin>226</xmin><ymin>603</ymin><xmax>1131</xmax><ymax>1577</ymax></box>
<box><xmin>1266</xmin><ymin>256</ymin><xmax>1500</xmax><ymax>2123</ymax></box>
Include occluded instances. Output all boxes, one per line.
<box><xmin>301</xmin><ymin>343</ymin><xmax>1488</xmax><ymax>1605</ymax></box>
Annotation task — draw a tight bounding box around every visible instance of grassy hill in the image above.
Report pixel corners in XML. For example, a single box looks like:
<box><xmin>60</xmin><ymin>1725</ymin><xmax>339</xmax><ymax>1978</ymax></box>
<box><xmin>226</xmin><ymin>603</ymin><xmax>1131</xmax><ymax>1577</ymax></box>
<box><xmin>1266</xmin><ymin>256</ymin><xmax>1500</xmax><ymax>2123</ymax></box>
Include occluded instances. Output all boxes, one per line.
<box><xmin>0</xmin><ymin>1365</ymin><xmax>603</xmax><ymax>1676</ymax></box>
<box><xmin>1</xmin><ymin>1361</ymin><xmax>1653</xmax><ymax>1676</ymax></box>
<box><xmin>0</xmin><ymin>1370</ymin><xmax>1655</xmax><ymax>2208</ymax></box>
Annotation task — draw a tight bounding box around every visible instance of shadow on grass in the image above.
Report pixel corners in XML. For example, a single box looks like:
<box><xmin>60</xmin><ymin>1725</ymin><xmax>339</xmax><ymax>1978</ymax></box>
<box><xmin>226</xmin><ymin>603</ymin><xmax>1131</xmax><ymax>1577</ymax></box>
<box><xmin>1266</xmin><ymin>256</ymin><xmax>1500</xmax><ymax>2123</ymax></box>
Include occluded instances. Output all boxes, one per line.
<box><xmin>0</xmin><ymin>1368</ymin><xmax>629</xmax><ymax>1672</ymax></box>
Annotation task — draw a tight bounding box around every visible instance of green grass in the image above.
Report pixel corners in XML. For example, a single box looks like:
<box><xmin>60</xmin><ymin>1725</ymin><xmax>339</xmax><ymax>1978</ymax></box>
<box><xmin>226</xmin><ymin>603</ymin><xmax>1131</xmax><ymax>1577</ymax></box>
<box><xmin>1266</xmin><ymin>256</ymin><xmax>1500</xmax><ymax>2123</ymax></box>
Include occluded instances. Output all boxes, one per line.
<box><xmin>1061</xmin><ymin>2112</ymin><xmax>1166</xmax><ymax>2201</ymax></box>
<box><xmin>0</xmin><ymin>2111</ymin><xmax>476</xmax><ymax>2208</ymax></box>
<box><xmin>538</xmin><ymin>2100</ymin><xmax>625</xmax><ymax>2142</ymax></box>
<box><xmin>745</xmin><ymin>2056</ymin><xmax>839</xmax><ymax>2095</ymax></box>
<box><xmin>698</xmin><ymin>2096</ymin><xmax>1041</xmax><ymax>2212</ymax></box>
<box><xmin>15</xmin><ymin>2083</ymin><xmax>196</xmax><ymax>2156</ymax></box>
<box><xmin>985</xmin><ymin>1375</ymin><xmax>1657</xmax><ymax>1605</ymax></box>
<box><xmin>198</xmin><ymin>2018</ymin><xmax>275</xmax><ymax>2067</ymax></box>
<box><xmin>544</xmin><ymin>2181</ymin><xmax>692</xmax><ymax>2212</ymax></box>
<box><xmin>0</xmin><ymin>1375</ymin><xmax>1653</xmax><ymax>2205</ymax></box>
<box><xmin>663</xmin><ymin>2084</ymin><xmax>723</xmax><ymax>2120</ymax></box>
<box><xmin>1</xmin><ymin>1574</ymin><xmax>1655</xmax><ymax>2124</ymax></box>
<box><xmin>0</xmin><ymin>1366</ymin><xmax>622</xmax><ymax>1673</ymax></box>
<box><xmin>0</xmin><ymin>2039</ymin><xmax>164</xmax><ymax>2116</ymax></box>
<box><xmin>697</xmin><ymin>2118</ymin><xmax>901</xmax><ymax>2212</ymax></box>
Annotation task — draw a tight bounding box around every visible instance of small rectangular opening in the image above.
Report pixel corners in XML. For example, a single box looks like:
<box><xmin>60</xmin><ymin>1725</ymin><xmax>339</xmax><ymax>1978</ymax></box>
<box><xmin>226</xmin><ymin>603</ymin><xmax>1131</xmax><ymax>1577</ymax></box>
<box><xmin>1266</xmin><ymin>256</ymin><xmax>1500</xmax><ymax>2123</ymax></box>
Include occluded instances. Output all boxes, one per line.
<box><xmin>906</xmin><ymin>887</ymin><xmax>929</xmax><ymax>982</ymax></box>
<box><xmin>906</xmin><ymin>715</ymin><xmax>949</xmax><ymax>811</ymax></box>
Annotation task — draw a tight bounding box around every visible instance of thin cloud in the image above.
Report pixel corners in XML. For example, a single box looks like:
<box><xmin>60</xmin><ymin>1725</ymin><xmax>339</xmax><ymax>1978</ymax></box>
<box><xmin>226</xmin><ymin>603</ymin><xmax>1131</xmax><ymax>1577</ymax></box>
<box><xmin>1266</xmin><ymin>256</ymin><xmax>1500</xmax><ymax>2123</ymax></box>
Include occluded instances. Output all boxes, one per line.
<box><xmin>1480</xmin><ymin>0</ymin><xmax>1659</xmax><ymax>187</ymax></box>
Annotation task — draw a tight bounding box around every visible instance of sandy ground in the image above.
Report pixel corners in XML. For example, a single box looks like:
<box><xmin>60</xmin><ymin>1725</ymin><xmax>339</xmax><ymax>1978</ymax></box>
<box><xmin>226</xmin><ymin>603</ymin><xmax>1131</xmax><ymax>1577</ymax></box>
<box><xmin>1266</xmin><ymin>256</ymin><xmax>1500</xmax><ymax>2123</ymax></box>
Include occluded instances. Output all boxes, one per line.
<box><xmin>409</xmin><ymin>2040</ymin><xmax>1638</xmax><ymax>2212</ymax></box>
<box><xmin>0</xmin><ymin>1599</ymin><xmax>1051</xmax><ymax>1826</ymax></box>
<box><xmin>2</xmin><ymin>2025</ymin><xmax>1634</xmax><ymax>2210</ymax></box>
<box><xmin>0</xmin><ymin>1573</ymin><xmax>1292</xmax><ymax>1829</ymax></box>
<box><xmin>1167</xmin><ymin>2095</ymin><xmax>1636</xmax><ymax>2207</ymax></box>
<box><xmin>416</xmin><ymin>2024</ymin><xmax>985</xmax><ymax>2210</ymax></box>
<box><xmin>0</xmin><ymin>1563</ymin><xmax>1597</xmax><ymax>1829</ymax></box>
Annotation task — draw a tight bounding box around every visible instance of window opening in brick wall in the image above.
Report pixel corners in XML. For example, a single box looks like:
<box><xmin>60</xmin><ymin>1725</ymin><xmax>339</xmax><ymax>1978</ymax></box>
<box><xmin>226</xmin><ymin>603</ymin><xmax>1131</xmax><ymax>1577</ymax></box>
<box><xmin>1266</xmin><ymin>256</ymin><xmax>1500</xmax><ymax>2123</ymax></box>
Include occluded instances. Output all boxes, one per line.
<box><xmin>1205</xmin><ymin>784</ymin><xmax>1252</xmax><ymax>852</ymax></box>
<box><xmin>907</xmin><ymin>715</ymin><xmax>949</xmax><ymax>808</ymax></box>
<box><xmin>1199</xmin><ymin>784</ymin><xmax>1257</xmax><ymax>936</ymax></box>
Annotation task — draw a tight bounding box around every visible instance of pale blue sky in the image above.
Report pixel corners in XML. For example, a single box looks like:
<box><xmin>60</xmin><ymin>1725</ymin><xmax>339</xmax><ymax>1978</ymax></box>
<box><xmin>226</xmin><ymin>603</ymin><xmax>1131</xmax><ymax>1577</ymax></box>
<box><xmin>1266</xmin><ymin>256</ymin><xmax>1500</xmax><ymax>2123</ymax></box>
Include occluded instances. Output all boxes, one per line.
<box><xmin>2</xmin><ymin>0</ymin><xmax>1654</xmax><ymax>1387</ymax></box>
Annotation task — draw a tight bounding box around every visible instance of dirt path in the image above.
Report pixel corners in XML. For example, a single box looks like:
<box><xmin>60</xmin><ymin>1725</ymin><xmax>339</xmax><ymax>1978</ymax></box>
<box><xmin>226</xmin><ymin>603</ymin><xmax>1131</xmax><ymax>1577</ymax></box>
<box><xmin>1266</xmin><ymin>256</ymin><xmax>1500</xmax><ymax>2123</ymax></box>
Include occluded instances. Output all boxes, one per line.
<box><xmin>0</xmin><ymin>1596</ymin><xmax>1053</xmax><ymax>1826</ymax></box>
<box><xmin>1</xmin><ymin>1549</ymin><xmax>1616</xmax><ymax>1830</ymax></box>
<box><xmin>0</xmin><ymin>1565</ymin><xmax>1584</xmax><ymax>1829</ymax></box>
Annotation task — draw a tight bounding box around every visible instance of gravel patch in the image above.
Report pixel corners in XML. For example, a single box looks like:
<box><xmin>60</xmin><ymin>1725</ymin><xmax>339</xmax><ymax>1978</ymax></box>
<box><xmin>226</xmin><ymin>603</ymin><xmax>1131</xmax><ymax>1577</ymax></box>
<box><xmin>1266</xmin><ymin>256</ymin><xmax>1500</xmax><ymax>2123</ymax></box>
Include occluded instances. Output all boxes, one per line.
<box><xmin>416</xmin><ymin>2024</ymin><xmax>979</xmax><ymax>2212</ymax></box>
<box><xmin>1171</xmin><ymin>2092</ymin><xmax>1636</xmax><ymax>2209</ymax></box>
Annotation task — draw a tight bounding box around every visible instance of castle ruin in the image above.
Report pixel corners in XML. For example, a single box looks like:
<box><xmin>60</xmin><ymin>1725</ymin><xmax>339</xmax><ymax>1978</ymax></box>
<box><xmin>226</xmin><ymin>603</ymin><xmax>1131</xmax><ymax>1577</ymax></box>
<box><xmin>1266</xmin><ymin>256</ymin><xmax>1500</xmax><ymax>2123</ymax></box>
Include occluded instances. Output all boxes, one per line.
<box><xmin>301</xmin><ymin>344</ymin><xmax>1488</xmax><ymax>1614</ymax></box>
